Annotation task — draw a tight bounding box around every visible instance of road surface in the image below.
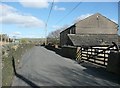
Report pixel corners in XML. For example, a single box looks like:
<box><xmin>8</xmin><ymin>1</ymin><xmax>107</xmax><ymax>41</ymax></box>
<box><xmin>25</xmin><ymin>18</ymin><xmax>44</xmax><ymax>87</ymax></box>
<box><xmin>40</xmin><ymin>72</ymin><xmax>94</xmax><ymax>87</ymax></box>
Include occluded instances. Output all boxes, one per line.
<box><xmin>12</xmin><ymin>46</ymin><xmax>120</xmax><ymax>87</ymax></box>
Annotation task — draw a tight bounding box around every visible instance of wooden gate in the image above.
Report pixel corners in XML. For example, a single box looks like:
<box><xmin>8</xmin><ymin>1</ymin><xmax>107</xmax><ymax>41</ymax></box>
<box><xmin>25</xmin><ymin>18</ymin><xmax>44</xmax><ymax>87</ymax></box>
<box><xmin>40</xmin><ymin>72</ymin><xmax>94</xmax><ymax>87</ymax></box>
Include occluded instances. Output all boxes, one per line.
<box><xmin>76</xmin><ymin>42</ymin><xmax>119</xmax><ymax>67</ymax></box>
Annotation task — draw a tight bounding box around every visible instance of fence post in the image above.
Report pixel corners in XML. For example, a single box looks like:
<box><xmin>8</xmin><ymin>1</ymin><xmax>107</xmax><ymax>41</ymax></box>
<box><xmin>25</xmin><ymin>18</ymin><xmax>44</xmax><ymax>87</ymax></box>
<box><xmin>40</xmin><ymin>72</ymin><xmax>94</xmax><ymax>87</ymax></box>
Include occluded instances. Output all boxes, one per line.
<box><xmin>87</xmin><ymin>48</ymin><xmax>88</xmax><ymax>61</ymax></box>
<box><xmin>81</xmin><ymin>47</ymin><xmax>82</xmax><ymax>60</ymax></box>
<box><xmin>90</xmin><ymin>46</ymin><xmax>92</xmax><ymax>61</ymax></box>
<box><xmin>104</xmin><ymin>50</ymin><xmax>106</xmax><ymax>66</ymax></box>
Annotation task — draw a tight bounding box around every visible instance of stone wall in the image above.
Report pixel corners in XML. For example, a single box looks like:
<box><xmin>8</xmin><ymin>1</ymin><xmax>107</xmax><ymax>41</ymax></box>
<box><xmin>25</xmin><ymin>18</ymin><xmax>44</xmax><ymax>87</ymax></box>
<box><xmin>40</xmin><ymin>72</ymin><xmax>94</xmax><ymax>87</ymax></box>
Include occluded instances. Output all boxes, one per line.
<box><xmin>60</xmin><ymin>29</ymin><xmax>69</xmax><ymax>46</ymax></box>
<box><xmin>76</xmin><ymin>13</ymin><xmax>118</xmax><ymax>34</ymax></box>
<box><xmin>45</xmin><ymin>45</ymin><xmax>77</xmax><ymax>60</ymax></box>
<box><xmin>107</xmin><ymin>52</ymin><xmax>120</xmax><ymax>75</ymax></box>
<box><xmin>60</xmin><ymin>25</ymin><xmax>75</xmax><ymax>46</ymax></box>
<box><xmin>61</xmin><ymin>46</ymin><xmax>77</xmax><ymax>60</ymax></box>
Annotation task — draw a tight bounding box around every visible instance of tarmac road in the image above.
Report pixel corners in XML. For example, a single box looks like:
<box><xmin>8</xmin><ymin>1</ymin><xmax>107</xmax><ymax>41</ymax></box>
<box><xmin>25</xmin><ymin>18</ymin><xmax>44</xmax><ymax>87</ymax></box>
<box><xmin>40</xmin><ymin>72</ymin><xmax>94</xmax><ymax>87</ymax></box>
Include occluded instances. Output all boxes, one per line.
<box><xmin>12</xmin><ymin>46</ymin><xmax>120</xmax><ymax>87</ymax></box>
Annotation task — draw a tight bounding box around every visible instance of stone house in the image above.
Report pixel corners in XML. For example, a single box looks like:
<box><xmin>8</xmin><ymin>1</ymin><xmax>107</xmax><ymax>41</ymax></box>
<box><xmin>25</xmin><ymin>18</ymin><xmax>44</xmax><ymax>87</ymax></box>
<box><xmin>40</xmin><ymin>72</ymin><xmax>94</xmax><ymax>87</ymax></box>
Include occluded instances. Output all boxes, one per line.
<box><xmin>60</xmin><ymin>13</ymin><xmax>119</xmax><ymax>46</ymax></box>
<box><xmin>0</xmin><ymin>34</ymin><xmax>13</xmax><ymax>45</ymax></box>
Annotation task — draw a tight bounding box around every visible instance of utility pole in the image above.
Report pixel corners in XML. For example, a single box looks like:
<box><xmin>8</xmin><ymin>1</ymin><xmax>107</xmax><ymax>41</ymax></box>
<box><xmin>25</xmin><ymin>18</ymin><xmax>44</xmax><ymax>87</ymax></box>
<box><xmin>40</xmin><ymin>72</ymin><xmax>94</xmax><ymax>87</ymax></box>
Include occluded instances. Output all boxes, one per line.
<box><xmin>44</xmin><ymin>0</ymin><xmax>54</xmax><ymax>45</ymax></box>
<box><xmin>7</xmin><ymin>35</ymin><xmax>9</xmax><ymax>44</ymax></box>
<box><xmin>45</xmin><ymin>23</ymin><xmax>47</xmax><ymax>45</ymax></box>
<box><xmin>4</xmin><ymin>34</ymin><xmax>6</xmax><ymax>44</ymax></box>
<box><xmin>0</xmin><ymin>34</ymin><xmax>2</xmax><ymax>46</ymax></box>
<box><xmin>13</xmin><ymin>36</ymin><xmax>16</xmax><ymax>45</ymax></box>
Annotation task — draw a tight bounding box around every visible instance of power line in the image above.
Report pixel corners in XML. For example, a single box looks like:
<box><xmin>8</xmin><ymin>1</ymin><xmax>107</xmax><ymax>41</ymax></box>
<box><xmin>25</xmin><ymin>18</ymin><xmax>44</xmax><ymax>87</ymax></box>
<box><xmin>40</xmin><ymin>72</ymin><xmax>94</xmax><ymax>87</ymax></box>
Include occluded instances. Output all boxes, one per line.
<box><xmin>46</xmin><ymin>0</ymin><xmax>54</xmax><ymax>25</ymax></box>
<box><xmin>55</xmin><ymin>2</ymin><xmax>82</xmax><ymax>25</ymax></box>
<box><xmin>45</xmin><ymin>0</ymin><xmax>54</xmax><ymax>45</ymax></box>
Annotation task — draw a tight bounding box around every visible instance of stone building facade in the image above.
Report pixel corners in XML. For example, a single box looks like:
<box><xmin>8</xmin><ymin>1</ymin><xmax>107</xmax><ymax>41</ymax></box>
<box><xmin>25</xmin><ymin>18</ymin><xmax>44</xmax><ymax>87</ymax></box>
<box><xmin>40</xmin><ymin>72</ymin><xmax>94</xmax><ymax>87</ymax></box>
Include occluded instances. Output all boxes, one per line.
<box><xmin>60</xmin><ymin>13</ymin><xmax>119</xmax><ymax>46</ymax></box>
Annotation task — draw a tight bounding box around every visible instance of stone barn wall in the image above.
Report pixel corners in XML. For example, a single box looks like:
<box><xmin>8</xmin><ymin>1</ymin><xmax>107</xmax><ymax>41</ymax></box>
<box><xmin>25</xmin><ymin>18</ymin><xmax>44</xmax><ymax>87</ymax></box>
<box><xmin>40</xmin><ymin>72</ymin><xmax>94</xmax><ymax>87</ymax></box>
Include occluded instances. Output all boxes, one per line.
<box><xmin>75</xmin><ymin>13</ymin><xmax>118</xmax><ymax>34</ymax></box>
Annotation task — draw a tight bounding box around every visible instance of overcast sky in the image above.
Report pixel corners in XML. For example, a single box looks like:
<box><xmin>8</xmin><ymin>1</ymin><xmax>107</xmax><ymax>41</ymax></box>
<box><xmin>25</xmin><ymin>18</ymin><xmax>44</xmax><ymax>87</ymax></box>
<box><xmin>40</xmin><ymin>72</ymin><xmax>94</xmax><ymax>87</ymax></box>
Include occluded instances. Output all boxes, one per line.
<box><xmin>0</xmin><ymin>1</ymin><xmax>119</xmax><ymax>38</ymax></box>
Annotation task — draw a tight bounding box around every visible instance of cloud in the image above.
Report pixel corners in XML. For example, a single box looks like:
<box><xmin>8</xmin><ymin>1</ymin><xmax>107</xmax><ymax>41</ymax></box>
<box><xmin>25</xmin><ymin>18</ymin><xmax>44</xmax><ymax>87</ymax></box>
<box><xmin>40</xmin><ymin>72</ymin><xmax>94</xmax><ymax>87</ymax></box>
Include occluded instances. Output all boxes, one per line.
<box><xmin>13</xmin><ymin>32</ymin><xmax>21</xmax><ymax>35</ymax></box>
<box><xmin>19</xmin><ymin>0</ymin><xmax>49</xmax><ymax>8</ymax></box>
<box><xmin>19</xmin><ymin>34</ymin><xmax>43</xmax><ymax>38</ymax></box>
<box><xmin>0</xmin><ymin>3</ymin><xmax>45</xmax><ymax>28</ymax></box>
<box><xmin>52</xmin><ymin>24</ymin><xmax>70</xmax><ymax>31</ymax></box>
<box><xmin>1</xmin><ymin>0</ymin><xmax>119</xmax><ymax>2</ymax></box>
<box><xmin>52</xmin><ymin>25</ymin><xmax>61</xmax><ymax>29</ymax></box>
<box><xmin>74</xmin><ymin>13</ymin><xmax>93</xmax><ymax>23</ymax></box>
<box><xmin>0</xmin><ymin>3</ymin><xmax>17</xmax><ymax>16</ymax></box>
<box><xmin>54</xmin><ymin>5</ymin><xmax>66</xmax><ymax>11</ymax></box>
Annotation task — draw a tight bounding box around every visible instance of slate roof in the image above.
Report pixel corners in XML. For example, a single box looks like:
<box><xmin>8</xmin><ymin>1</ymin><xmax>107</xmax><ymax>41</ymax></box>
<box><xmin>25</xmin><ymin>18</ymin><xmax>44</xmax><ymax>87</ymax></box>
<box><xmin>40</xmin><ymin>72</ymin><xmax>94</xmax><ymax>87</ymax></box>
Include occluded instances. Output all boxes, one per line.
<box><xmin>68</xmin><ymin>34</ymin><xmax>118</xmax><ymax>46</ymax></box>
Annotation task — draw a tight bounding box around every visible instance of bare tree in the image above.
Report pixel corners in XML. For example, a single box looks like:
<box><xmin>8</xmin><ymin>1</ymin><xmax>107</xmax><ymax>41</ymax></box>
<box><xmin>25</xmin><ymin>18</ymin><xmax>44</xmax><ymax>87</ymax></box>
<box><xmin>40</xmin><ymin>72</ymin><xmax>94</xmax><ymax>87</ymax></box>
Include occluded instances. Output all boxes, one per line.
<box><xmin>47</xmin><ymin>29</ymin><xmax>61</xmax><ymax>45</ymax></box>
<box><xmin>48</xmin><ymin>29</ymin><xmax>61</xmax><ymax>39</ymax></box>
<box><xmin>47</xmin><ymin>25</ymin><xmax>69</xmax><ymax>45</ymax></box>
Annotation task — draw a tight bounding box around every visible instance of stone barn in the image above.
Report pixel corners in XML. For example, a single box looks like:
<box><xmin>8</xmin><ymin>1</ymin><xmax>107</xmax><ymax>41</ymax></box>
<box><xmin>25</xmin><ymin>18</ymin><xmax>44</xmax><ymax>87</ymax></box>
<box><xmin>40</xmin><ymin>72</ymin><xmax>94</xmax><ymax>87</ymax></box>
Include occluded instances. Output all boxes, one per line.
<box><xmin>60</xmin><ymin>13</ymin><xmax>119</xmax><ymax>46</ymax></box>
